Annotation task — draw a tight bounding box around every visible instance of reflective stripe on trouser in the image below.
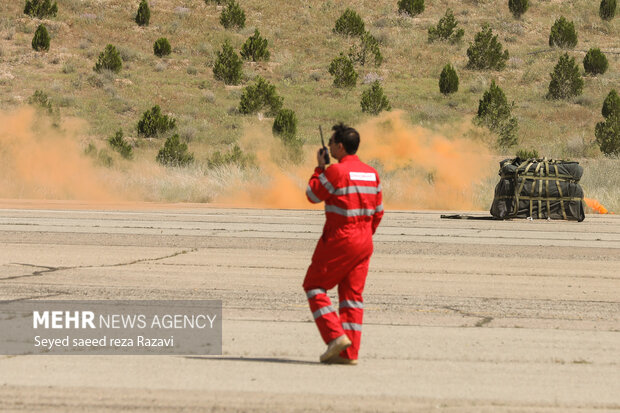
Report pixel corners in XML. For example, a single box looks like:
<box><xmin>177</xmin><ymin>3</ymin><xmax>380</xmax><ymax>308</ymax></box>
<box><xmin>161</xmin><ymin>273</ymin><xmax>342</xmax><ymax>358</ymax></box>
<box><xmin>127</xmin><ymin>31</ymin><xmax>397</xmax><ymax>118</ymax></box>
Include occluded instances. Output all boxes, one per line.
<box><xmin>303</xmin><ymin>231</ymin><xmax>372</xmax><ymax>360</ymax></box>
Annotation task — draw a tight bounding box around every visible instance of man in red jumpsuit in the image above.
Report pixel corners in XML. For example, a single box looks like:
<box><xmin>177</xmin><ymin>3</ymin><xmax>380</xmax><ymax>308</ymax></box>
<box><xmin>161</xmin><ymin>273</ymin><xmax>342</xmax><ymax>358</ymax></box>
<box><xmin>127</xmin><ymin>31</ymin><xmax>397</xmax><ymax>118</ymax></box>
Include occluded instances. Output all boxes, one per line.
<box><xmin>303</xmin><ymin>123</ymin><xmax>383</xmax><ymax>365</ymax></box>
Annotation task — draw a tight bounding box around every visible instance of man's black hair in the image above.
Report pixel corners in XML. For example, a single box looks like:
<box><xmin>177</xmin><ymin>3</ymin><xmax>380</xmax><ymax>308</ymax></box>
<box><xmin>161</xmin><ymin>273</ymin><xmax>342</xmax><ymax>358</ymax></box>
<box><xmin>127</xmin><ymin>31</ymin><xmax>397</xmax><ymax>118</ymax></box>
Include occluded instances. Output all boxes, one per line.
<box><xmin>331</xmin><ymin>122</ymin><xmax>360</xmax><ymax>155</ymax></box>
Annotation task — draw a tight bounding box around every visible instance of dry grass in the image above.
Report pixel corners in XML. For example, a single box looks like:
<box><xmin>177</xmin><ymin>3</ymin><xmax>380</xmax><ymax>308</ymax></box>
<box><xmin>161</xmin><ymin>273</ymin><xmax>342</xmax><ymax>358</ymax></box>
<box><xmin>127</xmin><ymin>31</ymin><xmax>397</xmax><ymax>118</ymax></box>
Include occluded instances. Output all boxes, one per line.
<box><xmin>0</xmin><ymin>0</ymin><xmax>618</xmax><ymax>210</ymax></box>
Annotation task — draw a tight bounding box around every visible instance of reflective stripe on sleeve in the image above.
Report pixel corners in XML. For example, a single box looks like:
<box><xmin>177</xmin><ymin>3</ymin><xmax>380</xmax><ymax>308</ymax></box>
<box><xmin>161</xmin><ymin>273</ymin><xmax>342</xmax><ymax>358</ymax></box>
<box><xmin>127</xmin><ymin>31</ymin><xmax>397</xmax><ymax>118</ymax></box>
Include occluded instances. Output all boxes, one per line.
<box><xmin>313</xmin><ymin>305</ymin><xmax>336</xmax><ymax>319</ymax></box>
<box><xmin>306</xmin><ymin>288</ymin><xmax>326</xmax><ymax>299</ymax></box>
<box><xmin>306</xmin><ymin>185</ymin><xmax>321</xmax><ymax>203</ymax></box>
<box><xmin>376</xmin><ymin>204</ymin><xmax>384</xmax><ymax>212</ymax></box>
<box><xmin>339</xmin><ymin>300</ymin><xmax>364</xmax><ymax>309</ymax></box>
<box><xmin>325</xmin><ymin>205</ymin><xmax>376</xmax><ymax>217</ymax></box>
<box><xmin>318</xmin><ymin>173</ymin><xmax>336</xmax><ymax>194</ymax></box>
<box><xmin>342</xmin><ymin>322</ymin><xmax>362</xmax><ymax>331</ymax></box>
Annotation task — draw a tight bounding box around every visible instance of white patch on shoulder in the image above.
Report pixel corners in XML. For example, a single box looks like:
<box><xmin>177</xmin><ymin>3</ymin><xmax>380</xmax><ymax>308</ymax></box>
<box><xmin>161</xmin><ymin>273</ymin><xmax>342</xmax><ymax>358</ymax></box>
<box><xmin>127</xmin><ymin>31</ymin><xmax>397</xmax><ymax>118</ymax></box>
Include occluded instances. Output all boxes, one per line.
<box><xmin>349</xmin><ymin>172</ymin><xmax>376</xmax><ymax>182</ymax></box>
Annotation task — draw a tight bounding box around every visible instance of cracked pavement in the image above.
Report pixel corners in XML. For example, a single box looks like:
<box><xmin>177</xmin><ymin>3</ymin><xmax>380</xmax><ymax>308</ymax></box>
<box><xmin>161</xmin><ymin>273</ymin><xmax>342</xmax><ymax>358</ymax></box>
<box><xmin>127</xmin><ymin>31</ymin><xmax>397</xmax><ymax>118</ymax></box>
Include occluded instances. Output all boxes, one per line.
<box><xmin>0</xmin><ymin>203</ymin><xmax>619</xmax><ymax>412</ymax></box>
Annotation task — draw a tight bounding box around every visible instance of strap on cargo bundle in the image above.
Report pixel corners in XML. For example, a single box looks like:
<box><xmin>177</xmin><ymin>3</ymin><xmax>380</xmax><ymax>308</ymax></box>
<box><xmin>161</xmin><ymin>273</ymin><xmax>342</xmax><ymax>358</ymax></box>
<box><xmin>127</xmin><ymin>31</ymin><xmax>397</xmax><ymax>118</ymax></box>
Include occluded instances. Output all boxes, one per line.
<box><xmin>514</xmin><ymin>161</ymin><xmax>534</xmax><ymax>217</ymax></box>
<box><xmin>553</xmin><ymin>164</ymin><xmax>568</xmax><ymax>220</ymax></box>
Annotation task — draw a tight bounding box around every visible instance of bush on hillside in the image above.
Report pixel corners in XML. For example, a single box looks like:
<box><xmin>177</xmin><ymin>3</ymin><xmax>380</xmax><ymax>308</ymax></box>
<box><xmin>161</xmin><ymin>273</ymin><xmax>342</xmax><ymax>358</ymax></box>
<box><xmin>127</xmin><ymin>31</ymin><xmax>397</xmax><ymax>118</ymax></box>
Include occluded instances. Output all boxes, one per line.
<box><xmin>137</xmin><ymin>105</ymin><xmax>176</xmax><ymax>137</ymax></box>
<box><xmin>599</xmin><ymin>0</ymin><xmax>617</xmax><ymax>21</ymax></box>
<box><xmin>156</xmin><ymin>134</ymin><xmax>194</xmax><ymax>167</ymax></box>
<box><xmin>595</xmin><ymin>113</ymin><xmax>620</xmax><ymax>156</ymax></box>
<box><xmin>28</xmin><ymin>90</ymin><xmax>53</xmax><ymax>113</ymax></box>
<box><xmin>439</xmin><ymin>64</ymin><xmax>459</xmax><ymax>95</ymax></box>
<box><xmin>329</xmin><ymin>53</ymin><xmax>358</xmax><ymax>88</ymax></box>
<box><xmin>583</xmin><ymin>48</ymin><xmax>608</xmax><ymax>75</ymax></box>
<box><xmin>516</xmin><ymin>148</ymin><xmax>539</xmax><ymax>160</ymax></box>
<box><xmin>24</xmin><ymin>0</ymin><xmax>57</xmax><ymax>19</ymax></box>
<box><xmin>220</xmin><ymin>1</ymin><xmax>245</xmax><ymax>29</ymax></box>
<box><xmin>212</xmin><ymin>40</ymin><xmax>243</xmax><ymax>85</ymax></box>
<box><xmin>466</xmin><ymin>24</ymin><xmax>509</xmax><ymax>70</ymax></box>
<box><xmin>153</xmin><ymin>37</ymin><xmax>171</xmax><ymax>57</ymax></box>
<box><xmin>398</xmin><ymin>0</ymin><xmax>425</xmax><ymax>16</ymax></box>
<box><xmin>602</xmin><ymin>89</ymin><xmax>620</xmax><ymax>119</ymax></box>
<box><xmin>240</xmin><ymin>29</ymin><xmax>270</xmax><ymax>61</ymax></box>
<box><xmin>207</xmin><ymin>144</ymin><xmax>254</xmax><ymax>169</ymax></box>
<box><xmin>272</xmin><ymin>108</ymin><xmax>298</xmax><ymax>143</ymax></box>
<box><xmin>135</xmin><ymin>0</ymin><xmax>150</xmax><ymax>26</ymax></box>
<box><xmin>108</xmin><ymin>129</ymin><xmax>133</xmax><ymax>159</ymax></box>
<box><xmin>93</xmin><ymin>44</ymin><xmax>122</xmax><ymax>73</ymax></box>
<box><xmin>549</xmin><ymin>16</ymin><xmax>578</xmax><ymax>48</ymax></box>
<box><xmin>476</xmin><ymin>81</ymin><xmax>519</xmax><ymax>148</ymax></box>
<box><xmin>333</xmin><ymin>8</ymin><xmax>365</xmax><ymax>37</ymax></box>
<box><xmin>361</xmin><ymin>81</ymin><xmax>391</xmax><ymax>115</ymax></box>
<box><xmin>238</xmin><ymin>76</ymin><xmax>283</xmax><ymax>116</ymax></box>
<box><xmin>428</xmin><ymin>9</ymin><xmax>464</xmax><ymax>43</ymax></box>
<box><xmin>508</xmin><ymin>0</ymin><xmax>529</xmax><ymax>19</ymax></box>
<box><xmin>546</xmin><ymin>53</ymin><xmax>583</xmax><ymax>100</ymax></box>
<box><xmin>348</xmin><ymin>31</ymin><xmax>383</xmax><ymax>67</ymax></box>
<box><xmin>32</xmin><ymin>24</ymin><xmax>50</xmax><ymax>52</ymax></box>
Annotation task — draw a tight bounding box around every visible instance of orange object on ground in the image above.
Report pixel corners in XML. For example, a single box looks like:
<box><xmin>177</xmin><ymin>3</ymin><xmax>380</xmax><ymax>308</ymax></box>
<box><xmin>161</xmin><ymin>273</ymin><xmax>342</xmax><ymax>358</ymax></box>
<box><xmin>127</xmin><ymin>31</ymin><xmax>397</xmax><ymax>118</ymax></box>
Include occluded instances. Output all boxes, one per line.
<box><xmin>584</xmin><ymin>198</ymin><xmax>611</xmax><ymax>214</ymax></box>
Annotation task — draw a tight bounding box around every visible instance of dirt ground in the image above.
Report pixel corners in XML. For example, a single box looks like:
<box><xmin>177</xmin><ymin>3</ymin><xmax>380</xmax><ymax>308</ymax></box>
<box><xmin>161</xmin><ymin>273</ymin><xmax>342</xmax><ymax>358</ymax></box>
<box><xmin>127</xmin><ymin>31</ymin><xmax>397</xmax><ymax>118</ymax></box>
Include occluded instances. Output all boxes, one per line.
<box><xmin>0</xmin><ymin>201</ymin><xmax>619</xmax><ymax>412</ymax></box>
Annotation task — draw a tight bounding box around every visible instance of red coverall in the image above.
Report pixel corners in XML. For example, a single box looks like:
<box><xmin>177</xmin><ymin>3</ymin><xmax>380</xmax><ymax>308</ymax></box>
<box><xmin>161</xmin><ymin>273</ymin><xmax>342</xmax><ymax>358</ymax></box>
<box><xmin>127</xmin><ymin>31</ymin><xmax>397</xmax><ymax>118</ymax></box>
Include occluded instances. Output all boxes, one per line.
<box><xmin>303</xmin><ymin>154</ymin><xmax>383</xmax><ymax>360</ymax></box>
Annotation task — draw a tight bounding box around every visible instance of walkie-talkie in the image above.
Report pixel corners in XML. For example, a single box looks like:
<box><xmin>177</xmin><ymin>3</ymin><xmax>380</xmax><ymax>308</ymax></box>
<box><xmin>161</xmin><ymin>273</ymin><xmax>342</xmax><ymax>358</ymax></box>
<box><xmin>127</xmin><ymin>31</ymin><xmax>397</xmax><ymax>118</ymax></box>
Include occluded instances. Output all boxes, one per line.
<box><xmin>319</xmin><ymin>125</ymin><xmax>330</xmax><ymax>165</ymax></box>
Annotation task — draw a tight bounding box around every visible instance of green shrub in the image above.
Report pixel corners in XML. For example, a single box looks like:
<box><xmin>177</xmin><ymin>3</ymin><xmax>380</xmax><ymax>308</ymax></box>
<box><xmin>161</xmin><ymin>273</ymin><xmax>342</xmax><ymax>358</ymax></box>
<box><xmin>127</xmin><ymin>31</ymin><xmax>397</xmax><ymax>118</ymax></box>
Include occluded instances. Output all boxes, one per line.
<box><xmin>93</xmin><ymin>44</ymin><xmax>122</xmax><ymax>73</ymax></box>
<box><xmin>212</xmin><ymin>40</ymin><xmax>243</xmax><ymax>85</ymax></box>
<box><xmin>398</xmin><ymin>0</ymin><xmax>425</xmax><ymax>16</ymax></box>
<box><xmin>156</xmin><ymin>134</ymin><xmax>194</xmax><ymax>167</ymax></box>
<box><xmin>361</xmin><ymin>81</ymin><xmax>391</xmax><ymax>115</ymax></box>
<box><xmin>204</xmin><ymin>0</ymin><xmax>224</xmax><ymax>4</ymax></box>
<box><xmin>549</xmin><ymin>16</ymin><xmax>578</xmax><ymax>48</ymax></box>
<box><xmin>220</xmin><ymin>0</ymin><xmax>245</xmax><ymax>29</ymax></box>
<box><xmin>600</xmin><ymin>0</ymin><xmax>616</xmax><ymax>21</ymax></box>
<box><xmin>137</xmin><ymin>105</ymin><xmax>176</xmax><ymax>137</ymax></box>
<box><xmin>328</xmin><ymin>53</ymin><xmax>358</xmax><ymax>88</ymax></box>
<box><xmin>547</xmin><ymin>53</ymin><xmax>583</xmax><ymax>100</ymax></box>
<box><xmin>583</xmin><ymin>48</ymin><xmax>608</xmax><ymax>75</ymax></box>
<box><xmin>428</xmin><ymin>9</ymin><xmax>464</xmax><ymax>43</ymax></box>
<box><xmin>135</xmin><ymin>0</ymin><xmax>150</xmax><ymax>26</ymax></box>
<box><xmin>240</xmin><ymin>29</ymin><xmax>270</xmax><ymax>61</ymax></box>
<box><xmin>238</xmin><ymin>76</ymin><xmax>283</xmax><ymax>116</ymax></box>
<box><xmin>466</xmin><ymin>24</ymin><xmax>509</xmax><ymax>70</ymax></box>
<box><xmin>602</xmin><ymin>89</ymin><xmax>620</xmax><ymax>119</ymax></box>
<box><xmin>439</xmin><ymin>64</ymin><xmax>459</xmax><ymax>95</ymax></box>
<box><xmin>207</xmin><ymin>144</ymin><xmax>253</xmax><ymax>169</ymax></box>
<box><xmin>272</xmin><ymin>108</ymin><xmax>298</xmax><ymax>143</ymax></box>
<box><xmin>348</xmin><ymin>31</ymin><xmax>383</xmax><ymax>67</ymax></box>
<box><xmin>508</xmin><ymin>0</ymin><xmax>529</xmax><ymax>18</ymax></box>
<box><xmin>333</xmin><ymin>8</ymin><xmax>365</xmax><ymax>37</ymax></box>
<box><xmin>516</xmin><ymin>148</ymin><xmax>539</xmax><ymax>160</ymax></box>
<box><xmin>28</xmin><ymin>90</ymin><xmax>53</xmax><ymax>113</ymax></box>
<box><xmin>31</xmin><ymin>24</ymin><xmax>50</xmax><ymax>52</ymax></box>
<box><xmin>153</xmin><ymin>37</ymin><xmax>171</xmax><ymax>57</ymax></box>
<box><xmin>108</xmin><ymin>129</ymin><xmax>133</xmax><ymax>159</ymax></box>
<box><xmin>24</xmin><ymin>0</ymin><xmax>57</xmax><ymax>19</ymax></box>
<box><xmin>595</xmin><ymin>113</ymin><xmax>620</xmax><ymax>156</ymax></box>
<box><xmin>476</xmin><ymin>80</ymin><xmax>519</xmax><ymax>148</ymax></box>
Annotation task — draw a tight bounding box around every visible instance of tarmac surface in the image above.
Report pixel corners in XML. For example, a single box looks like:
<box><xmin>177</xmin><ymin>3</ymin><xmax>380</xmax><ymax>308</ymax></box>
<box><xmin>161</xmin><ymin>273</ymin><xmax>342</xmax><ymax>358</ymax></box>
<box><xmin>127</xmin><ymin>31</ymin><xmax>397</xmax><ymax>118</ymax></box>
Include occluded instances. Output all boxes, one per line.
<box><xmin>0</xmin><ymin>201</ymin><xmax>619</xmax><ymax>412</ymax></box>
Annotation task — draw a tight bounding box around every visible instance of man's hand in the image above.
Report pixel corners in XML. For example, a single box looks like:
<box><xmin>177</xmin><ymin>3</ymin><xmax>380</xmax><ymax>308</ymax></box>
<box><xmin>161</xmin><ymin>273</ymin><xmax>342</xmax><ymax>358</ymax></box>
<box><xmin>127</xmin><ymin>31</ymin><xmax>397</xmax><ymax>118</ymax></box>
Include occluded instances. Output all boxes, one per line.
<box><xmin>317</xmin><ymin>148</ymin><xmax>327</xmax><ymax>169</ymax></box>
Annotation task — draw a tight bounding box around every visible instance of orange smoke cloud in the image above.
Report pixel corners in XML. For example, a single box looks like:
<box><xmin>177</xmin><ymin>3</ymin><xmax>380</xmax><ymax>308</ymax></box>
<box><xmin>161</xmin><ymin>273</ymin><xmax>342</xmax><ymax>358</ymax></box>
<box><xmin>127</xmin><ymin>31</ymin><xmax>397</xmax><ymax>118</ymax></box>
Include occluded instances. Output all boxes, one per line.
<box><xmin>0</xmin><ymin>107</ymin><xmax>124</xmax><ymax>202</ymax></box>
<box><xmin>584</xmin><ymin>198</ymin><xmax>613</xmax><ymax>214</ymax></box>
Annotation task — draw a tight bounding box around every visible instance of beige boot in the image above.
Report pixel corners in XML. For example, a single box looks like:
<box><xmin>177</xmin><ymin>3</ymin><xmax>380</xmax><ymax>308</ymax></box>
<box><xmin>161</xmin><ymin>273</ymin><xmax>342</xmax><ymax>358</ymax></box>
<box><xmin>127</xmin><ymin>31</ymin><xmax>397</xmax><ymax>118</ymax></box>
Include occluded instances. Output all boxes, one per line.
<box><xmin>319</xmin><ymin>335</ymin><xmax>352</xmax><ymax>363</ymax></box>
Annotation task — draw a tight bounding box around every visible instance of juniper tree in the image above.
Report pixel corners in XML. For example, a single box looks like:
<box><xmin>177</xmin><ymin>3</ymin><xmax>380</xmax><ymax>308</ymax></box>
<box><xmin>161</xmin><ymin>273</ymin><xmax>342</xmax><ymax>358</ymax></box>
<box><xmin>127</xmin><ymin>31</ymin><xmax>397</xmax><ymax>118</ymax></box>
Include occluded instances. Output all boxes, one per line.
<box><xmin>212</xmin><ymin>40</ymin><xmax>243</xmax><ymax>85</ymax></box>
<box><xmin>153</xmin><ymin>37</ymin><xmax>171</xmax><ymax>57</ymax></box>
<box><xmin>439</xmin><ymin>64</ymin><xmax>459</xmax><ymax>95</ymax></box>
<box><xmin>220</xmin><ymin>1</ymin><xmax>245</xmax><ymax>29</ymax></box>
<box><xmin>583</xmin><ymin>48</ymin><xmax>608</xmax><ymax>75</ymax></box>
<box><xmin>272</xmin><ymin>108</ymin><xmax>298</xmax><ymax>143</ymax></box>
<box><xmin>156</xmin><ymin>134</ymin><xmax>194</xmax><ymax>167</ymax></box>
<box><xmin>508</xmin><ymin>0</ymin><xmax>529</xmax><ymax>19</ymax></box>
<box><xmin>329</xmin><ymin>53</ymin><xmax>358</xmax><ymax>88</ymax></box>
<box><xmin>602</xmin><ymin>89</ymin><xmax>620</xmax><ymax>119</ymax></box>
<box><xmin>93</xmin><ymin>44</ymin><xmax>122</xmax><ymax>73</ymax></box>
<box><xmin>348</xmin><ymin>31</ymin><xmax>383</xmax><ymax>67</ymax></box>
<box><xmin>595</xmin><ymin>90</ymin><xmax>620</xmax><ymax>156</ymax></box>
<box><xmin>466</xmin><ymin>24</ymin><xmax>509</xmax><ymax>70</ymax></box>
<box><xmin>32</xmin><ymin>24</ymin><xmax>50</xmax><ymax>52</ymax></box>
<box><xmin>428</xmin><ymin>9</ymin><xmax>464</xmax><ymax>43</ymax></box>
<box><xmin>599</xmin><ymin>0</ymin><xmax>617</xmax><ymax>21</ymax></box>
<box><xmin>549</xmin><ymin>16</ymin><xmax>578</xmax><ymax>48</ymax></box>
<box><xmin>333</xmin><ymin>8</ymin><xmax>365</xmax><ymax>37</ymax></box>
<box><xmin>360</xmin><ymin>81</ymin><xmax>391</xmax><ymax>115</ymax></box>
<box><xmin>24</xmin><ymin>0</ymin><xmax>58</xmax><ymax>19</ymax></box>
<box><xmin>135</xmin><ymin>0</ymin><xmax>150</xmax><ymax>26</ymax></box>
<box><xmin>547</xmin><ymin>53</ymin><xmax>583</xmax><ymax>100</ymax></box>
<box><xmin>108</xmin><ymin>129</ymin><xmax>133</xmax><ymax>160</ymax></box>
<box><xmin>137</xmin><ymin>105</ymin><xmax>176</xmax><ymax>137</ymax></box>
<box><xmin>475</xmin><ymin>81</ymin><xmax>518</xmax><ymax>148</ymax></box>
<box><xmin>240</xmin><ymin>29</ymin><xmax>270</xmax><ymax>61</ymax></box>
<box><xmin>238</xmin><ymin>76</ymin><xmax>283</xmax><ymax>116</ymax></box>
<box><xmin>398</xmin><ymin>0</ymin><xmax>425</xmax><ymax>16</ymax></box>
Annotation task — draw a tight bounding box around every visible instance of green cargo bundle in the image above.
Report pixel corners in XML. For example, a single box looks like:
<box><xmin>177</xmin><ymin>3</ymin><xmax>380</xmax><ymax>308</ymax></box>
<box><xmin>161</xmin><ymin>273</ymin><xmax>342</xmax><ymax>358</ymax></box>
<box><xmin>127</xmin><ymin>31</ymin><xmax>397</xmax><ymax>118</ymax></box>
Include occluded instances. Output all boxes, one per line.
<box><xmin>490</xmin><ymin>157</ymin><xmax>585</xmax><ymax>221</ymax></box>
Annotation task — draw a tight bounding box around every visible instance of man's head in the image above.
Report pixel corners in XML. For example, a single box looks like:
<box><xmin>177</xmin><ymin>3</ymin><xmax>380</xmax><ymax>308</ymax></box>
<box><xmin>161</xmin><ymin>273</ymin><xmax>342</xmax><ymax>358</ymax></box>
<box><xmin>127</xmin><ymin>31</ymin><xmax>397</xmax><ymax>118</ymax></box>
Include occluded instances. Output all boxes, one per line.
<box><xmin>329</xmin><ymin>123</ymin><xmax>359</xmax><ymax>160</ymax></box>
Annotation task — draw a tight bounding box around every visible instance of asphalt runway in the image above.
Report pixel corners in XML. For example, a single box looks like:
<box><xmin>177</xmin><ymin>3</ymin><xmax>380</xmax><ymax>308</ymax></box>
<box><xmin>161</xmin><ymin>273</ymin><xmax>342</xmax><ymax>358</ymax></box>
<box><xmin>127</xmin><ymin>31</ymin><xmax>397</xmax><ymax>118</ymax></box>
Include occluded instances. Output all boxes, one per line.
<box><xmin>0</xmin><ymin>203</ymin><xmax>619</xmax><ymax>412</ymax></box>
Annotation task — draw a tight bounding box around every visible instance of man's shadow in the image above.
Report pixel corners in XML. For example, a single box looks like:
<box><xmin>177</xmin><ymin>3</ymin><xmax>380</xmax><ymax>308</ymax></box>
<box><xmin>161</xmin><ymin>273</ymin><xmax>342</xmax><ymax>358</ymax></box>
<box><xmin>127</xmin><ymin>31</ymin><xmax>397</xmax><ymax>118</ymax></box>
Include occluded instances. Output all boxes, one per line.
<box><xmin>185</xmin><ymin>356</ymin><xmax>317</xmax><ymax>366</ymax></box>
